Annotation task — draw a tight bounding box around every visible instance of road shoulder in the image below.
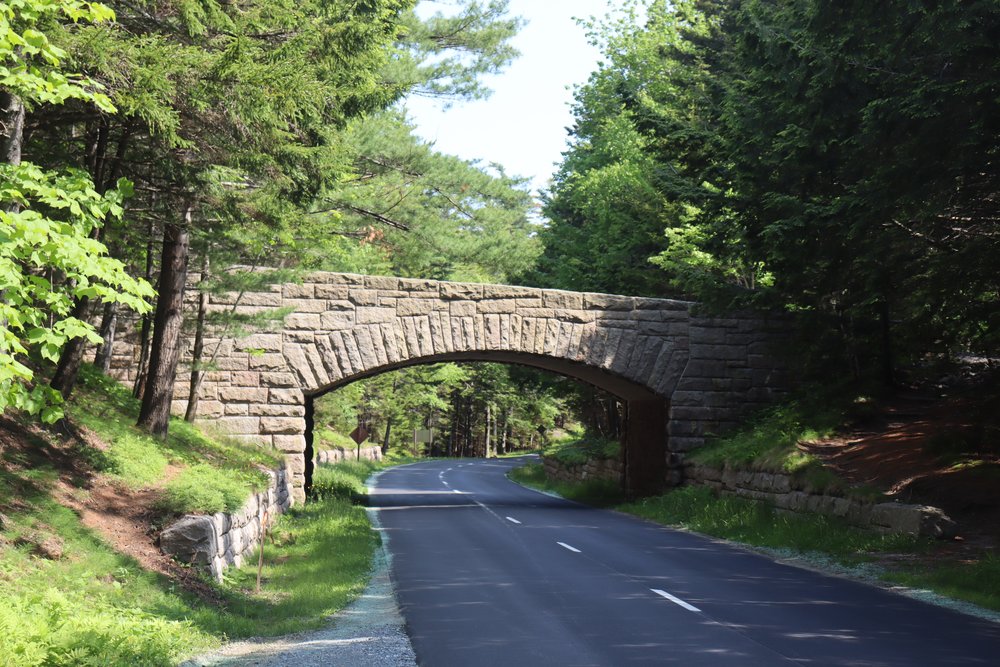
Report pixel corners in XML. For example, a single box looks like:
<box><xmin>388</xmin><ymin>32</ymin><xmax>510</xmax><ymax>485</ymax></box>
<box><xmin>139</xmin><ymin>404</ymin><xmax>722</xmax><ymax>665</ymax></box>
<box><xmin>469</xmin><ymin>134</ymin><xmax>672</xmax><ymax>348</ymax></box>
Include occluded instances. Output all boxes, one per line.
<box><xmin>181</xmin><ymin>503</ymin><xmax>416</xmax><ymax>667</ymax></box>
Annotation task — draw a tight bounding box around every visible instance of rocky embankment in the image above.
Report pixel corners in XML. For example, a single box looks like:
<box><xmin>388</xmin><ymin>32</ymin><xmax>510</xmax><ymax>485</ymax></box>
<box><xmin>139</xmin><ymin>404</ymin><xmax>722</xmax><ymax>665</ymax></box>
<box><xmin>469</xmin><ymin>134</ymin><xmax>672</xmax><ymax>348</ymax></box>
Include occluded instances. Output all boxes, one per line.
<box><xmin>685</xmin><ymin>464</ymin><xmax>956</xmax><ymax>538</ymax></box>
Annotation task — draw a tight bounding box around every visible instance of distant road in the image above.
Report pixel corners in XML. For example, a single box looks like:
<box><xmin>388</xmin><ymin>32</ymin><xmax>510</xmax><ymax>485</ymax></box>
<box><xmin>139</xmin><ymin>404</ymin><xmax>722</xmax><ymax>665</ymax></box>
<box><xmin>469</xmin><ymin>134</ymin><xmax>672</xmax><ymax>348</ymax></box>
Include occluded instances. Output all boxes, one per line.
<box><xmin>370</xmin><ymin>457</ymin><xmax>1000</xmax><ymax>666</ymax></box>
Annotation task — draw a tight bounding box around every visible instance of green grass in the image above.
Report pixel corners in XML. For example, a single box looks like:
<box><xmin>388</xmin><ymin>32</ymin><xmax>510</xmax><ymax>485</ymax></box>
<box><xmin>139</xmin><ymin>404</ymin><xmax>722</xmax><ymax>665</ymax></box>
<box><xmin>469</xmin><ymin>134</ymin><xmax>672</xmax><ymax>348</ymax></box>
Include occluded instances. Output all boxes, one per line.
<box><xmin>507</xmin><ymin>461</ymin><xmax>548</xmax><ymax>488</ymax></box>
<box><xmin>161</xmin><ymin>464</ymin><xmax>264</xmax><ymax>514</ymax></box>
<box><xmin>0</xmin><ymin>432</ymin><xmax>395</xmax><ymax>665</ymax></box>
<box><xmin>86</xmin><ymin>431</ymin><xmax>169</xmax><ymax>487</ymax></box>
<box><xmin>619</xmin><ymin>487</ymin><xmax>1000</xmax><ymax>612</ymax></box>
<box><xmin>618</xmin><ymin>486</ymin><xmax>916</xmax><ymax>558</ymax></box>
<box><xmin>70</xmin><ymin>367</ymin><xmax>281</xmax><ymax>514</ymax></box>
<box><xmin>313</xmin><ymin>427</ymin><xmax>357</xmax><ymax>451</ymax></box>
<box><xmin>0</xmin><ymin>465</ymin><xmax>382</xmax><ymax>664</ymax></box>
<box><xmin>542</xmin><ymin>425</ymin><xmax>619</xmax><ymax>466</ymax></box>
<box><xmin>197</xmin><ymin>461</ymin><xmax>384</xmax><ymax>638</ymax></box>
<box><xmin>508</xmin><ymin>462</ymin><xmax>625</xmax><ymax>506</ymax></box>
<box><xmin>687</xmin><ymin>398</ymin><xmax>842</xmax><ymax>471</ymax></box>
<box><xmin>308</xmin><ymin>460</ymin><xmax>378</xmax><ymax>503</ymax></box>
<box><xmin>0</xmin><ymin>370</ymin><xmax>427</xmax><ymax>664</ymax></box>
<box><xmin>0</xmin><ymin>437</ymin><xmax>214</xmax><ymax>665</ymax></box>
<box><xmin>685</xmin><ymin>393</ymin><xmax>888</xmax><ymax>496</ymax></box>
<box><xmin>882</xmin><ymin>555</ymin><xmax>1000</xmax><ymax>612</ymax></box>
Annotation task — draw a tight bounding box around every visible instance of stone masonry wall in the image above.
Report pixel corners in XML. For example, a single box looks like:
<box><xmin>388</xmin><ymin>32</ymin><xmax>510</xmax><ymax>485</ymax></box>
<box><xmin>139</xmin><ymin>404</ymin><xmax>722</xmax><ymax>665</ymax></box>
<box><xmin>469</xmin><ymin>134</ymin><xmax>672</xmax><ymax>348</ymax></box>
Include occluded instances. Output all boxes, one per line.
<box><xmin>316</xmin><ymin>444</ymin><xmax>383</xmax><ymax>465</ymax></box>
<box><xmin>159</xmin><ymin>467</ymin><xmax>292</xmax><ymax>581</ymax></box>
<box><xmin>668</xmin><ymin>314</ymin><xmax>789</xmax><ymax>455</ymax></box>
<box><xmin>686</xmin><ymin>464</ymin><xmax>956</xmax><ymax>538</ymax></box>
<box><xmin>99</xmin><ymin>272</ymin><xmax>790</xmax><ymax>501</ymax></box>
<box><xmin>542</xmin><ymin>455</ymin><xmax>623</xmax><ymax>486</ymax></box>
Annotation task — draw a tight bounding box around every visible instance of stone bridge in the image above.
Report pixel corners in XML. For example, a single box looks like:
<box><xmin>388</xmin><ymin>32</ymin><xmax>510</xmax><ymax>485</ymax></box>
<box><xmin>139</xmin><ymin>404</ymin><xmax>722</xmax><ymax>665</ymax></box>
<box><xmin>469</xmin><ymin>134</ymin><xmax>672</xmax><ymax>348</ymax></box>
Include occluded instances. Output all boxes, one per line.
<box><xmin>107</xmin><ymin>273</ymin><xmax>788</xmax><ymax>503</ymax></box>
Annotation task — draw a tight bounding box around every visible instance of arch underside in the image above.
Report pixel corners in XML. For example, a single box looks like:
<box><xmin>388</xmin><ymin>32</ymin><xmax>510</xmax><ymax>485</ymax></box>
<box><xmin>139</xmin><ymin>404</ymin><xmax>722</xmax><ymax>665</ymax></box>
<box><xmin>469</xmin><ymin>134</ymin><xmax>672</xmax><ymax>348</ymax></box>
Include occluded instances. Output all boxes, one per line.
<box><xmin>304</xmin><ymin>350</ymin><xmax>666</xmax><ymax>402</ymax></box>
<box><xmin>303</xmin><ymin>349</ymin><xmax>671</xmax><ymax>499</ymax></box>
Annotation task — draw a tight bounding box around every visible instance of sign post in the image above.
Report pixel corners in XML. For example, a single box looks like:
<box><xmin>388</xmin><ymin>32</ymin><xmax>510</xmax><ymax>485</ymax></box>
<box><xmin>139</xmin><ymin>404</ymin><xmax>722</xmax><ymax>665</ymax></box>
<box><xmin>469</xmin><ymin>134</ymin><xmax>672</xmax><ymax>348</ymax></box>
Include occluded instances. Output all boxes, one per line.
<box><xmin>413</xmin><ymin>428</ymin><xmax>433</xmax><ymax>457</ymax></box>
<box><xmin>350</xmin><ymin>425</ymin><xmax>369</xmax><ymax>461</ymax></box>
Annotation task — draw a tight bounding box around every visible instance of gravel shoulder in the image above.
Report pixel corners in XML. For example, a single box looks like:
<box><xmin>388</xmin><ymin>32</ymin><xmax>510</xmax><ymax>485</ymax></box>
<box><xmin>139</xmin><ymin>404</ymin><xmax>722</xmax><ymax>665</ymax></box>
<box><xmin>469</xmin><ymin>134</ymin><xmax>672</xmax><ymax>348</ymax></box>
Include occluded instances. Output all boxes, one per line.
<box><xmin>181</xmin><ymin>504</ymin><xmax>416</xmax><ymax>667</ymax></box>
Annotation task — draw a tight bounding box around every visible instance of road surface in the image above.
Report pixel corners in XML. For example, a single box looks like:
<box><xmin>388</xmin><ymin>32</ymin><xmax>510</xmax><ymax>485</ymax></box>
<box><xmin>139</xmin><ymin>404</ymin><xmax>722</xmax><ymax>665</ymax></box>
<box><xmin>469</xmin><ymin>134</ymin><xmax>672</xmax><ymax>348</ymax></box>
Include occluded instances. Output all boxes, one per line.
<box><xmin>370</xmin><ymin>456</ymin><xmax>1000</xmax><ymax>666</ymax></box>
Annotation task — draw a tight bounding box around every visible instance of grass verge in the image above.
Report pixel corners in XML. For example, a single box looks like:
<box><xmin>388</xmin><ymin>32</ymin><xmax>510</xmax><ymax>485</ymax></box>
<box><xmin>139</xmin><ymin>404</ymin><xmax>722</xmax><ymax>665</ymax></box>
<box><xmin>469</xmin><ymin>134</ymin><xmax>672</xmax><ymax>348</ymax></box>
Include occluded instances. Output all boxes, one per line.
<box><xmin>686</xmin><ymin>396</ymin><xmax>843</xmax><ymax>493</ymax></box>
<box><xmin>619</xmin><ymin>485</ymin><xmax>916</xmax><ymax>558</ymax></box>
<box><xmin>202</xmin><ymin>461</ymin><xmax>384</xmax><ymax>638</ymax></box>
<box><xmin>0</xmin><ymin>444</ymin><xmax>208</xmax><ymax>666</ymax></box>
<box><xmin>508</xmin><ymin>462</ymin><xmax>625</xmax><ymax>506</ymax></box>
<box><xmin>541</xmin><ymin>424</ymin><xmax>619</xmax><ymax>467</ymax></box>
<box><xmin>313</xmin><ymin>427</ymin><xmax>358</xmax><ymax>451</ymax></box>
<box><xmin>881</xmin><ymin>555</ymin><xmax>1000</xmax><ymax>612</ymax></box>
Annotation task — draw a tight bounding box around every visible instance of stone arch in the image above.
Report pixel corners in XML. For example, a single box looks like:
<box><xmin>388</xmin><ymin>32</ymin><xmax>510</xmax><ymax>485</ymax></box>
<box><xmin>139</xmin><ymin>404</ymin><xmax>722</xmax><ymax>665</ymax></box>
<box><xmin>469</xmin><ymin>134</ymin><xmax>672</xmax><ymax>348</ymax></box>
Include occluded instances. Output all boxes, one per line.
<box><xmin>268</xmin><ymin>276</ymin><xmax>697</xmax><ymax>502</ymax></box>
<box><xmin>108</xmin><ymin>272</ymin><xmax>787</xmax><ymax>504</ymax></box>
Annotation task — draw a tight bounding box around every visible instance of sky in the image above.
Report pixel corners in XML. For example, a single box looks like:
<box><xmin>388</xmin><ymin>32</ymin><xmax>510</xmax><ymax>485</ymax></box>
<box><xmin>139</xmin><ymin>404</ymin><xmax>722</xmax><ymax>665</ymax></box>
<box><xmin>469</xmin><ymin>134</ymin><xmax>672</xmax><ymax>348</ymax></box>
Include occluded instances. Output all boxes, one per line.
<box><xmin>404</xmin><ymin>0</ymin><xmax>628</xmax><ymax>198</ymax></box>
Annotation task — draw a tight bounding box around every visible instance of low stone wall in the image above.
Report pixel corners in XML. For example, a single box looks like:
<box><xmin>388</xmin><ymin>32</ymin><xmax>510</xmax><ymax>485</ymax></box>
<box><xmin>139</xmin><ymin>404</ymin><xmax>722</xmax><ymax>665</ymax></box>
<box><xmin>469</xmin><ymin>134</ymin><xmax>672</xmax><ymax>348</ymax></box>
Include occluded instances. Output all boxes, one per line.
<box><xmin>159</xmin><ymin>467</ymin><xmax>293</xmax><ymax>581</ymax></box>
<box><xmin>542</xmin><ymin>455</ymin><xmax>622</xmax><ymax>486</ymax></box>
<box><xmin>685</xmin><ymin>464</ymin><xmax>956</xmax><ymax>538</ymax></box>
<box><xmin>316</xmin><ymin>445</ymin><xmax>383</xmax><ymax>465</ymax></box>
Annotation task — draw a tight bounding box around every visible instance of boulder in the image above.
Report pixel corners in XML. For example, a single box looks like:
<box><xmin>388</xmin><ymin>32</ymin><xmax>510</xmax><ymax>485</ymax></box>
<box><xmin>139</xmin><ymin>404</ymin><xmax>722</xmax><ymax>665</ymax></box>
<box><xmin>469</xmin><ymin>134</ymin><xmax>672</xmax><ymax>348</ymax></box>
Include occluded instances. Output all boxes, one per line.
<box><xmin>918</xmin><ymin>505</ymin><xmax>959</xmax><ymax>540</ymax></box>
<box><xmin>160</xmin><ymin>515</ymin><xmax>218</xmax><ymax>565</ymax></box>
<box><xmin>870</xmin><ymin>502</ymin><xmax>957</xmax><ymax>539</ymax></box>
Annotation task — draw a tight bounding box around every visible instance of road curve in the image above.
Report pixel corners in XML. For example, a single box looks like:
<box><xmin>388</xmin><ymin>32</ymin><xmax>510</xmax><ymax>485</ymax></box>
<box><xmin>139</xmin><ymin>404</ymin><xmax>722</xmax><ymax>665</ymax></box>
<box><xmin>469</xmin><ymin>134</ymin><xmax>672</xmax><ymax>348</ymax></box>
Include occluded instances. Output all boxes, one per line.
<box><xmin>370</xmin><ymin>456</ymin><xmax>1000</xmax><ymax>666</ymax></box>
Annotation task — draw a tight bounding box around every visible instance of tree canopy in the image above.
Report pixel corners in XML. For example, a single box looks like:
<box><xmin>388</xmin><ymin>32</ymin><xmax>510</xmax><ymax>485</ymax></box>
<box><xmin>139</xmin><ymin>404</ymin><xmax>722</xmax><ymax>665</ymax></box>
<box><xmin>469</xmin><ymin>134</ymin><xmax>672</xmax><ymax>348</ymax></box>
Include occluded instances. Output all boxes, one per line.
<box><xmin>533</xmin><ymin>0</ymin><xmax>1000</xmax><ymax>382</ymax></box>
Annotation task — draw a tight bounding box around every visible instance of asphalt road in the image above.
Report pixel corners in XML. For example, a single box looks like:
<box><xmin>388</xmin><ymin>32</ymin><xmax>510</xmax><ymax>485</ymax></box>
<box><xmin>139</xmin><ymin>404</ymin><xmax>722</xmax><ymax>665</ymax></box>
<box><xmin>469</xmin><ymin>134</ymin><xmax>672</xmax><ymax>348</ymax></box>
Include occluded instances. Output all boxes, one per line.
<box><xmin>370</xmin><ymin>456</ymin><xmax>1000</xmax><ymax>666</ymax></box>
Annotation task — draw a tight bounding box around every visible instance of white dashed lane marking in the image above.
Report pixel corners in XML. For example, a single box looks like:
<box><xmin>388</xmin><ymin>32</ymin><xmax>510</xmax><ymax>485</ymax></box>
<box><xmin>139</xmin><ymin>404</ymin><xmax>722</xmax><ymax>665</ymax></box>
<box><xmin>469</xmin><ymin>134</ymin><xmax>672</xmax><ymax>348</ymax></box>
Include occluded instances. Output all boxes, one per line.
<box><xmin>505</xmin><ymin>517</ymin><xmax>521</xmax><ymax>524</ymax></box>
<box><xmin>557</xmin><ymin>542</ymin><xmax>581</xmax><ymax>553</ymax></box>
<box><xmin>651</xmin><ymin>589</ymin><xmax>701</xmax><ymax>613</ymax></box>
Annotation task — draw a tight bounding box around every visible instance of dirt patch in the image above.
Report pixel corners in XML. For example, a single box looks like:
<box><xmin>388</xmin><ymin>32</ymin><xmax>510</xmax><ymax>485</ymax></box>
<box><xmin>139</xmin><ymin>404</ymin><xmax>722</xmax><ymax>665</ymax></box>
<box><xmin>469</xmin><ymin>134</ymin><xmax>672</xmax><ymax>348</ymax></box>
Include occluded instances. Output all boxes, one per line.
<box><xmin>802</xmin><ymin>390</ymin><xmax>1000</xmax><ymax>558</ymax></box>
<box><xmin>0</xmin><ymin>414</ymin><xmax>223</xmax><ymax>602</ymax></box>
<box><xmin>55</xmin><ymin>473</ymin><xmax>164</xmax><ymax>569</ymax></box>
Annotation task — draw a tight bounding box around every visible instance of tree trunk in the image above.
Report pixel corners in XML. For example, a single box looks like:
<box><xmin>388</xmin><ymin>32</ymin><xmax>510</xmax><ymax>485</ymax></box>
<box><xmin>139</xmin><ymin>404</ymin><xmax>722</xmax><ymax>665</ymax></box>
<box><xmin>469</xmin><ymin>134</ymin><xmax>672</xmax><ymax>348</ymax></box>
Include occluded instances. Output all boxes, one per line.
<box><xmin>492</xmin><ymin>406</ymin><xmax>499</xmax><ymax>456</ymax></box>
<box><xmin>85</xmin><ymin>119</ymin><xmax>109</xmax><ymax>185</ymax></box>
<box><xmin>50</xmin><ymin>296</ymin><xmax>94</xmax><ymax>399</ymax></box>
<box><xmin>465</xmin><ymin>401</ymin><xmax>473</xmax><ymax>457</ymax></box>
<box><xmin>184</xmin><ymin>253</ymin><xmax>210</xmax><ymax>422</ymax></box>
<box><xmin>133</xmin><ymin>215</ymin><xmax>157</xmax><ymax>398</ymax></box>
<box><xmin>501</xmin><ymin>406</ymin><xmax>512</xmax><ymax>454</ymax></box>
<box><xmin>879</xmin><ymin>296</ymin><xmax>895</xmax><ymax>388</ymax></box>
<box><xmin>0</xmin><ymin>91</ymin><xmax>23</xmax><ymax>327</ymax></box>
<box><xmin>381</xmin><ymin>418</ymin><xmax>392</xmax><ymax>455</ymax></box>
<box><xmin>1</xmin><ymin>90</ymin><xmax>24</xmax><ymax>168</ymax></box>
<box><xmin>484</xmin><ymin>403</ymin><xmax>492</xmax><ymax>458</ymax></box>
<box><xmin>447</xmin><ymin>390</ymin><xmax>460</xmax><ymax>457</ymax></box>
<box><xmin>92</xmin><ymin>301</ymin><xmax>120</xmax><ymax>374</ymax></box>
<box><xmin>137</xmin><ymin>210</ymin><xmax>192</xmax><ymax>437</ymax></box>
<box><xmin>133</xmin><ymin>310</ymin><xmax>153</xmax><ymax>397</ymax></box>
<box><xmin>48</xmin><ymin>123</ymin><xmax>127</xmax><ymax>400</ymax></box>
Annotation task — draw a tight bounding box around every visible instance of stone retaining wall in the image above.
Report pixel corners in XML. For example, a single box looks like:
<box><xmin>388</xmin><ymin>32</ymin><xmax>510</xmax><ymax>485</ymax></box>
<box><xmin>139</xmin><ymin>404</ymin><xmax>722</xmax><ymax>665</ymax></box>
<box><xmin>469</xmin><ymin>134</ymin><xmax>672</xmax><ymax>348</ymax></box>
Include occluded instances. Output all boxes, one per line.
<box><xmin>542</xmin><ymin>455</ymin><xmax>623</xmax><ymax>486</ymax></box>
<box><xmin>316</xmin><ymin>445</ymin><xmax>383</xmax><ymax>465</ymax></box>
<box><xmin>159</xmin><ymin>467</ymin><xmax>293</xmax><ymax>581</ymax></box>
<box><xmin>685</xmin><ymin>464</ymin><xmax>956</xmax><ymax>538</ymax></box>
